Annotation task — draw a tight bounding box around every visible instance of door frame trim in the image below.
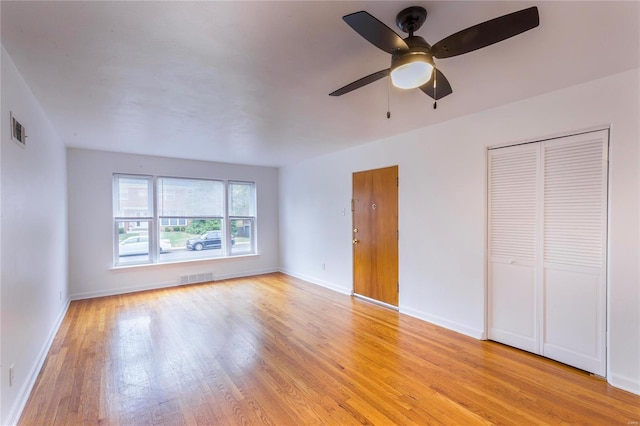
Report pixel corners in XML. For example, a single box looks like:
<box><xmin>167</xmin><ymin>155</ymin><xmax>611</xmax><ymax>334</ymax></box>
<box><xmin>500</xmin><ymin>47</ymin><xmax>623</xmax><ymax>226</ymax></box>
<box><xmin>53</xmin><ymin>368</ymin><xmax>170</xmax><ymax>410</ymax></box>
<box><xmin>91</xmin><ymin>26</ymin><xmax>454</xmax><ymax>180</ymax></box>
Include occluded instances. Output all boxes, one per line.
<box><xmin>352</xmin><ymin>165</ymin><xmax>399</xmax><ymax>306</ymax></box>
<box><xmin>485</xmin><ymin>127</ymin><xmax>610</xmax><ymax>377</ymax></box>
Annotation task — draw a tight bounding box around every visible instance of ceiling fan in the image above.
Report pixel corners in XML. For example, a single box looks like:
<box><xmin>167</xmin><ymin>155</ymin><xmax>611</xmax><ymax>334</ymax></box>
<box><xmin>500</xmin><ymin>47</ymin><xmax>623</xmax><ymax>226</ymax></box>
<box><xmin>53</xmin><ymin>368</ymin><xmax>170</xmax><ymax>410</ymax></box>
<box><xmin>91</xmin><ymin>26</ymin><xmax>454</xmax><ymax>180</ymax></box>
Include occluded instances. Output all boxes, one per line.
<box><xmin>329</xmin><ymin>5</ymin><xmax>539</xmax><ymax>101</ymax></box>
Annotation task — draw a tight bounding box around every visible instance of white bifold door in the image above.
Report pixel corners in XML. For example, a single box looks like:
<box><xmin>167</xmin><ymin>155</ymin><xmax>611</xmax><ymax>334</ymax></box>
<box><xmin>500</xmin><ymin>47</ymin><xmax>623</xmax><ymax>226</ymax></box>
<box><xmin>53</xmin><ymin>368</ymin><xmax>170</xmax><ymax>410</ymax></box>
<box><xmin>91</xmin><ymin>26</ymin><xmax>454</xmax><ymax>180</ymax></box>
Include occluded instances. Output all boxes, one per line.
<box><xmin>488</xmin><ymin>130</ymin><xmax>608</xmax><ymax>376</ymax></box>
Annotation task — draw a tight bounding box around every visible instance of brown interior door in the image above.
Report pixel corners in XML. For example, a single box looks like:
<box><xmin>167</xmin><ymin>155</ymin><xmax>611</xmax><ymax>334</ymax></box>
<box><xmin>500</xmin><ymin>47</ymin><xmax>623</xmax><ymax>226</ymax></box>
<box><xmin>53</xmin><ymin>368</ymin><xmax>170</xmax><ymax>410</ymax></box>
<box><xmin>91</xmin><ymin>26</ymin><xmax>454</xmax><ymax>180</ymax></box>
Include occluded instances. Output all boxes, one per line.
<box><xmin>352</xmin><ymin>166</ymin><xmax>399</xmax><ymax>306</ymax></box>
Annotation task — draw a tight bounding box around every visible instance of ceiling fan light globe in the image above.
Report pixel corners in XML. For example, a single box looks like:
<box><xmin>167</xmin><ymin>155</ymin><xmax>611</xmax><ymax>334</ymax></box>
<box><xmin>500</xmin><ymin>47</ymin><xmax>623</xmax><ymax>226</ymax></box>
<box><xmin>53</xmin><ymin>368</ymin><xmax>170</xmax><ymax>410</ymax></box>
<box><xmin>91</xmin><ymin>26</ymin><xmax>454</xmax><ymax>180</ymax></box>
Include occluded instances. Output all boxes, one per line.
<box><xmin>390</xmin><ymin>60</ymin><xmax>433</xmax><ymax>89</ymax></box>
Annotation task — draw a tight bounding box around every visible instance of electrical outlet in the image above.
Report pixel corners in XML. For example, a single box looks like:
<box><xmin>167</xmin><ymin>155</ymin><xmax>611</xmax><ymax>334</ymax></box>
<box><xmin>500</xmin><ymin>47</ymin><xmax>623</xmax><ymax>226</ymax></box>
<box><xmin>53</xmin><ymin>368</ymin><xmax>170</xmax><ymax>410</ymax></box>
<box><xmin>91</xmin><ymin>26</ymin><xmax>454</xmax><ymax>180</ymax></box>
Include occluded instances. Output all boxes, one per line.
<box><xmin>322</xmin><ymin>263</ymin><xmax>326</xmax><ymax>270</ymax></box>
<box><xmin>59</xmin><ymin>290</ymin><xmax>62</xmax><ymax>301</ymax></box>
<box><xmin>9</xmin><ymin>364</ymin><xmax>15</xmax><ymax>387</ymax></box>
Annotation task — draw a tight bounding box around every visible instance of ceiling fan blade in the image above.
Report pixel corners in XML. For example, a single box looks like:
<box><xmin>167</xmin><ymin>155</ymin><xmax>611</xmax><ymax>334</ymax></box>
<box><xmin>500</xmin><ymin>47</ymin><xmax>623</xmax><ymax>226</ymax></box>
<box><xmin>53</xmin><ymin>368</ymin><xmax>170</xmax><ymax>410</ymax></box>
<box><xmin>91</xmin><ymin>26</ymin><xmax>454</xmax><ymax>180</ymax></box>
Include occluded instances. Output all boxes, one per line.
<box><xmin>329</xmin><ymin>69</ymin><xmax>390</xmax><ymax>96</ymax></box>
<box><xmin>343</xmin><ymin>11</ymin><xmax>408</xmax><ymax>54</ymax></box>
<box><xmin>431</xmin><ymin>6</ymin><xmax>539</xmax><ymax>59</ymax></box>
<box><xmin>420</xmin><ymin>68</ymin><xmax>453</xmax><ymax>100</ymax></box>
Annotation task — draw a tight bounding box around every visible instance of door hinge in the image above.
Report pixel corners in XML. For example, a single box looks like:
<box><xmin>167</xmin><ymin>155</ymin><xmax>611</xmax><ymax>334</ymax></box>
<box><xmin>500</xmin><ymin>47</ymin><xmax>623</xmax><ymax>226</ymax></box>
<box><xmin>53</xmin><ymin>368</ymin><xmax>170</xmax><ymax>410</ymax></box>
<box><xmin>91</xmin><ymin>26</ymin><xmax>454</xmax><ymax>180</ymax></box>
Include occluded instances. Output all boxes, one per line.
<box><xmin>397</xmin><ymin>230</ymin><xmax>399</xmax><ymax>240</ymax></box>
<box><xmin>397</xmin><ymin>282</ymin><xmax>399</xmax><ymax>292</ymax></box>
<box><xmin>397</xmin><ymin>177</ymin><xmax>399</xmax><ymax>186</ymax></box>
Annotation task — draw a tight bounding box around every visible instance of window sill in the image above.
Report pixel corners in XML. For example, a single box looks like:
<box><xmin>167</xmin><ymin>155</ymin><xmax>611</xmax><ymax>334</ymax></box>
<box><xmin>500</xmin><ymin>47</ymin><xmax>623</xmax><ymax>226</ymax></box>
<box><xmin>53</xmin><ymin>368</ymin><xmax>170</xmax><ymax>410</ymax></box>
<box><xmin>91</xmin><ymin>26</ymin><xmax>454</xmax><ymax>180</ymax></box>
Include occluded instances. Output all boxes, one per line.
<box><xmin>110</xmin><ymin>253</ymin><xmax>260</xmax><ymax>270</ymax></box>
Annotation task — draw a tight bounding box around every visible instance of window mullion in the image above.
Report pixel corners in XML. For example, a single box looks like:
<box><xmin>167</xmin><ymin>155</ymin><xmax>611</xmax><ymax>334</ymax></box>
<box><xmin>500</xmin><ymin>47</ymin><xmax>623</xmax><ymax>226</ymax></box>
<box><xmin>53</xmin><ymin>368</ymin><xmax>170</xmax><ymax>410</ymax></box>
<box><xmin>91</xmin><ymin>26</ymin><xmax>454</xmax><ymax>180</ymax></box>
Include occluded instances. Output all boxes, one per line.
<box><xmin>224</xmin><ymin>180</ymin><xmax>230</xmax><ymax>256</ymax></box>
<box><xmin>150</xmin><ymin>176</ymin><xmax>158</xmax><ymax>263</ymax></box>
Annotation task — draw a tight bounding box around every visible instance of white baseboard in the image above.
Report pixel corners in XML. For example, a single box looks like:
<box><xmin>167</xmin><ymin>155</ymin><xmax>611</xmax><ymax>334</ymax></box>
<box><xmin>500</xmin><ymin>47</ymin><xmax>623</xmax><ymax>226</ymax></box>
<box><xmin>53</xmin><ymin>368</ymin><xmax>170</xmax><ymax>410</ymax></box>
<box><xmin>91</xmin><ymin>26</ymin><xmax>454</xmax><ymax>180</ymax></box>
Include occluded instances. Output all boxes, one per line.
<box><xmin>70</xmin><ymin>268</ymin><xmax>280</xmax><ymax>300</ymax></box>
<box><xmin>71</xmin><ymin>279</ymin><xmax>179</xmax><ymax>300</ymax></box>
<box><xmin>609</xmin><ymin>373</ymin><xmax>640</xmax><ymax>396</ymax></box>
<box><xmin>279</xmin><ymin>269</ymin><xmax>352</xmax><ymax>295</ymax></box>
<box><xmin>400</xmin><ymin>306</ymin><xmax>485</xmax><ymax>340</ymax></box>
<box><xmin>213</xmin><ymin>268</ymin><xmax>279</xmax><ymax>282</ymax></box>
<box><xmin>279</xmin><ymin>270</ymin><xmax>483</xmax><ymax>339</ymax></box>
<box><xmin>5</xmin><ymin>299</ymin><xmax>71</xmax><ymax>426</ymax></box>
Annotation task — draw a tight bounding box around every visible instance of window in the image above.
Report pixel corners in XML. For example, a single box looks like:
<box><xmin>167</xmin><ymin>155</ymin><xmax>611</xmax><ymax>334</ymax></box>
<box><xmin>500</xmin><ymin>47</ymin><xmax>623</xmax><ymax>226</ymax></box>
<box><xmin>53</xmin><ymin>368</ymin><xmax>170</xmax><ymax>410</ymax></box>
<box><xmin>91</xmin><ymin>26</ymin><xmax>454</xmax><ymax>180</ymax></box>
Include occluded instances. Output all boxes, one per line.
<box><xmin>114</xmin><ymin>176</ymin><xmax>153</xmax><ymax>265</ymax></box>
<box><xmin>229</xmin><ymin>182</ymin><xmax>256</xmax><ymax>255</ymax></box>
<box><xmin>113</xmin><ymin>175</ymin><xmax>256</xmax><ymax>266</ymax></box>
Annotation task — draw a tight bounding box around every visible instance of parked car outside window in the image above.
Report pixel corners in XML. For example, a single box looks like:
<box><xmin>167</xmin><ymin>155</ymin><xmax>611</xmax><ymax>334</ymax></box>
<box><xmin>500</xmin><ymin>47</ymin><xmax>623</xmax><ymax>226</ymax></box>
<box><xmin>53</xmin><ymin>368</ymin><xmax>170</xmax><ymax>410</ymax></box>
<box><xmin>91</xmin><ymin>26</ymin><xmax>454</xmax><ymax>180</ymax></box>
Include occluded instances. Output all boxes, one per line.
<box><xmin>119</xmin><ymin>236</ymin><xmax>171</xmax><ymax>256</ymax></box>
<box><xmin>186</xmin><ymin>231</ymin><xmax>235</xmax><ymax>251</ymax></box>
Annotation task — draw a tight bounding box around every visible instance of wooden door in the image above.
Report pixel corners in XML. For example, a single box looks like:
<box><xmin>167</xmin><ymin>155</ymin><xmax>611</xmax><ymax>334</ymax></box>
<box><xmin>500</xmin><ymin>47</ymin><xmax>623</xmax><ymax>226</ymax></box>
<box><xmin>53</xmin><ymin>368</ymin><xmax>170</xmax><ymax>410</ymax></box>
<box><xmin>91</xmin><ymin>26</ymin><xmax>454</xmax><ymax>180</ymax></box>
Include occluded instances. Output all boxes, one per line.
<box><xmin>352</xmin><ymin>166</ymin><xmax>398</xmax><ymax>306</ymax></box>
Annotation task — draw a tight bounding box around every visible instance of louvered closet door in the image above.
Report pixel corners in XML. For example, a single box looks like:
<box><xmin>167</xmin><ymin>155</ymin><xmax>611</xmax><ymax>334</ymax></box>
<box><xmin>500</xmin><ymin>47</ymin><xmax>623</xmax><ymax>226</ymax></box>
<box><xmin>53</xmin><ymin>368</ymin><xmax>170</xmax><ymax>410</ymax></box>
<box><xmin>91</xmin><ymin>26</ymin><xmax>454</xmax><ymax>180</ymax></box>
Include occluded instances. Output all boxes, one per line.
<box><xmin>488</xmin><ymin>130</ymin><xmax>608</xmax><ymax>377</ymax></box>
<box><xmin>488</xmin><ymin>144</ymin><xmax>539</xmax><ymax>353</ymax></box>
<box><xmin>542</xmin><ymin>131</ymin><xmax>608</xmax><ymax>376</ymax></box>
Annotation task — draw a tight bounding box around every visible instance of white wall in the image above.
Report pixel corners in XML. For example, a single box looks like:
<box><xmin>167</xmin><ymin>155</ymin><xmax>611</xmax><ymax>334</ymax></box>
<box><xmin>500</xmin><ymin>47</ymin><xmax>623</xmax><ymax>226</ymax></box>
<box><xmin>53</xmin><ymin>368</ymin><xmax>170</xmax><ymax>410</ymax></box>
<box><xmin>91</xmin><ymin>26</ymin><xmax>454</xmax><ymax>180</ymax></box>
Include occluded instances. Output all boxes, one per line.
<box><xmin>67</xmin><ymin>149</ymin><xmax>279</xmax><ymax>299</ymax></box>
<box><xmin>279</xmin><ymin>68</ymin><xmax>640</xmax><ymax>394</ymax></box>
<box><xmin>1</xmin><ymin>46</ymin><xmax>69</xmax><ymax>425</ymax></box>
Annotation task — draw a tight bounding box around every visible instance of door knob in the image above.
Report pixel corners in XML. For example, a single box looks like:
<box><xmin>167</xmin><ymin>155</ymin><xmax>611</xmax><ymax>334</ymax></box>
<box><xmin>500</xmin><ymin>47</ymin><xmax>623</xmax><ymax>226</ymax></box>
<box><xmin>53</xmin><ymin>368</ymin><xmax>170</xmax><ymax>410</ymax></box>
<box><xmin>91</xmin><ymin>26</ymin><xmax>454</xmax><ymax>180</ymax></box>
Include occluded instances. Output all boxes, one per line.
<box><xmin>353</xmin><ymin>239</ymin><xmax>360</xmax><ymax>245</ymax></box>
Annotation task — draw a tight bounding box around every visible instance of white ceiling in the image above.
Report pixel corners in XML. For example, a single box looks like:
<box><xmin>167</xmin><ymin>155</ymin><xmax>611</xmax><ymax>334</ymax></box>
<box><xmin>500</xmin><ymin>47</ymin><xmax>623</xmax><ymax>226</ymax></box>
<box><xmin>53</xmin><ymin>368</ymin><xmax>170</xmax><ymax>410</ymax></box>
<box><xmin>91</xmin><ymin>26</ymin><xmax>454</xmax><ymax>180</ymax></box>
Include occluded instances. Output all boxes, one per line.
<box><xmin>1</xmin><ymin>1</ymin><xmax>638</xmax><ymax>167</ymax></box>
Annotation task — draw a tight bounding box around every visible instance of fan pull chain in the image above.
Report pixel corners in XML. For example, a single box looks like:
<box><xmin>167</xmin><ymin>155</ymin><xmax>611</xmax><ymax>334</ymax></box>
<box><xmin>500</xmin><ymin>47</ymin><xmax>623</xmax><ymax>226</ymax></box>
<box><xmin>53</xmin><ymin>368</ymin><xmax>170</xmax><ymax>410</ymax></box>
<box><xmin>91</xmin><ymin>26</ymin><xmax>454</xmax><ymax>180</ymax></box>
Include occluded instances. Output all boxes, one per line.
<box><xmin>387</xmin><ymin>77</ymin><xmax>391</xmax><ymax>119</ymax></box>
<box><xmin>433</xmin><ymin>66</ymin><xmax>438</xmax><ymax>110</ymax></box>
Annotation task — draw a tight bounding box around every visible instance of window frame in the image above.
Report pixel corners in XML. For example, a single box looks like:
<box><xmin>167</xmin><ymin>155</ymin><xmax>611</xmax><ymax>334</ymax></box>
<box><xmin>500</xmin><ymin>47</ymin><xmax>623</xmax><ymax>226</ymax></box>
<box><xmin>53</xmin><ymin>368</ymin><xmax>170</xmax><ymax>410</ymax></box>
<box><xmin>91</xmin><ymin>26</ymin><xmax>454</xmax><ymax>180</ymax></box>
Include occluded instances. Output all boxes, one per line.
<box><xmin>113</xmin><ymin>174</ymin><xmax>256</xmax><ymax>267</ymax></box>
<box><xmin>113</xmin><ymin>174</ymin><xmax>155</xmax><ymax>266</ymax></box>
<box><xmin>228</xmin><ymin>181</ymin><xmax>257</xmax><ymax>255</ymax></box>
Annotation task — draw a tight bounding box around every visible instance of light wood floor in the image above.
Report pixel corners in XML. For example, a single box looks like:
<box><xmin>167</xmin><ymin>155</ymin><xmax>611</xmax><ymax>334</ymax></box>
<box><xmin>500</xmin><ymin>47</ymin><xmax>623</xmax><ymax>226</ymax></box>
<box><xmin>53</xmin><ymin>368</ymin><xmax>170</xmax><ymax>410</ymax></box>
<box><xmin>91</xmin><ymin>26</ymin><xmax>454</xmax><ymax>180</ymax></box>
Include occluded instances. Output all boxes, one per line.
<box><xmin>20</xmin><ymin>273</ymin><xmax>640</xmax><ymax>425</ymax></box>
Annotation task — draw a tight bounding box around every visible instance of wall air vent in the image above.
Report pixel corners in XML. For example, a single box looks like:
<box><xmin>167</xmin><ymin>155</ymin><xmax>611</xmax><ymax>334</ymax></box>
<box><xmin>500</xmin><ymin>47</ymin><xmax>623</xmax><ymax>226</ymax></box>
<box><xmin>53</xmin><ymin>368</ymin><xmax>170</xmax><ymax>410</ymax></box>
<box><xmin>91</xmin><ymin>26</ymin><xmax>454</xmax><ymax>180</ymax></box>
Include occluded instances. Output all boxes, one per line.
<box><xmin>10</xmin><ymin>112</ymin><xmax>26</xmax><ymax>148</ymax></box>
<box><xmin>179</xmin><ymin>272</ymin><xmax>214</xmax><ymax>285</ymax></box>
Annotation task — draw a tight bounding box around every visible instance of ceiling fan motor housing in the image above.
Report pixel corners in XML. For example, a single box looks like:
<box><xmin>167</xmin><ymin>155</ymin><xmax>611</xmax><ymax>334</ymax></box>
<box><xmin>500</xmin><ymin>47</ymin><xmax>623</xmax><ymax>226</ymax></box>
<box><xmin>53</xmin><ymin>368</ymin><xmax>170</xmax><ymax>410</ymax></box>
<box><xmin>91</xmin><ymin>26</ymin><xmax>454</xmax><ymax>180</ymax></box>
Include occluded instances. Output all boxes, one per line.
<box><xmin>391</xmin><ymin>35</ymin><xmax>434</xmax><ymax>69</ymax></box>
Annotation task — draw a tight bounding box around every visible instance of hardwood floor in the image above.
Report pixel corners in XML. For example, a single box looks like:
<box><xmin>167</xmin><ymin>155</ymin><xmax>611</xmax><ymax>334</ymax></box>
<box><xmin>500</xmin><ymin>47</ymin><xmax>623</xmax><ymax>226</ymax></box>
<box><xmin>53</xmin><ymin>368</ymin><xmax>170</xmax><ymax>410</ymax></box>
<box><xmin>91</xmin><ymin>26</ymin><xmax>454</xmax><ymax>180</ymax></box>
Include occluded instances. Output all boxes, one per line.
<box><xmin>20</xmin><ymin>273</ymin><xmax>640</xmax><ymax>425</ymax></box>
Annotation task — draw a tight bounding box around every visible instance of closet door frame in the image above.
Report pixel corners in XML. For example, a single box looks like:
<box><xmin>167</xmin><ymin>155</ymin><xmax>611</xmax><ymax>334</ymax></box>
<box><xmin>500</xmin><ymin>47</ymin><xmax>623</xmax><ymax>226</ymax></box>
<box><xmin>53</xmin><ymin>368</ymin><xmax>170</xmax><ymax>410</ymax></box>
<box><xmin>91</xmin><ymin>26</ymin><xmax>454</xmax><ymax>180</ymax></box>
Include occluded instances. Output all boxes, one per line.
<box><xmin>486</xmin><ymin>128</ymin><xmax>609</xmax><ymax>377</ymax></box>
